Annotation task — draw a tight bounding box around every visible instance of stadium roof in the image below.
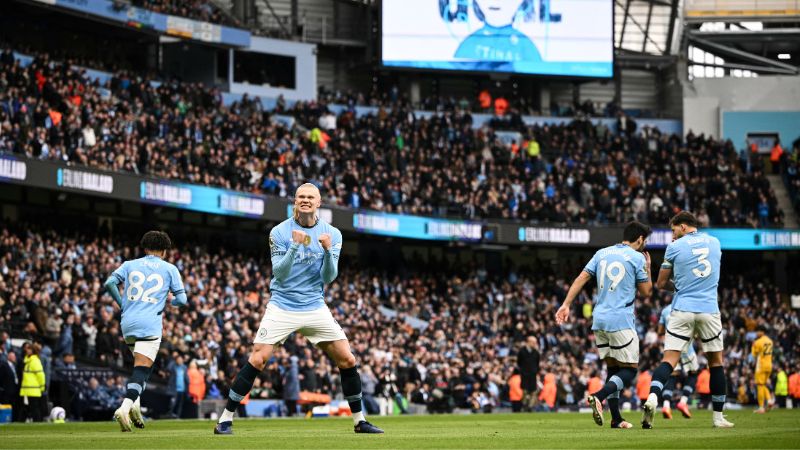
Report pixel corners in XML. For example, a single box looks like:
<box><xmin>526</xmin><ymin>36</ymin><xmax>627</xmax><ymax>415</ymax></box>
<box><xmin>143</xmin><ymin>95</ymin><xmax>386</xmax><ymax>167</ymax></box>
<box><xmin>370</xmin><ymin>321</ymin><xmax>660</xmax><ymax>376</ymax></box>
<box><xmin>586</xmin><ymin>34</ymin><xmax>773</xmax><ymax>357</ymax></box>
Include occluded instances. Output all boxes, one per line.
<box><xmin>615</xmin><ymin>0</ymin><xmax>681</xmax><ymax>56</ymax></box>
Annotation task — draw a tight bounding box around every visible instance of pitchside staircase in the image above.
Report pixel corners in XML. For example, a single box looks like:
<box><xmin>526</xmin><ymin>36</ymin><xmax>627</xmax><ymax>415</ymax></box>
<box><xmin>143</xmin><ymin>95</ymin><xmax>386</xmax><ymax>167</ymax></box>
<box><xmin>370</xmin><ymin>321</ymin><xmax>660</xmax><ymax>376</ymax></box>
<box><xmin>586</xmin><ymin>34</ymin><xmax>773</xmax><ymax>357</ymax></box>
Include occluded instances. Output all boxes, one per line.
<box><xmin>767</xmin><ymin>175</ymin><xmax>799</xmax><ymax>228</ymax></box>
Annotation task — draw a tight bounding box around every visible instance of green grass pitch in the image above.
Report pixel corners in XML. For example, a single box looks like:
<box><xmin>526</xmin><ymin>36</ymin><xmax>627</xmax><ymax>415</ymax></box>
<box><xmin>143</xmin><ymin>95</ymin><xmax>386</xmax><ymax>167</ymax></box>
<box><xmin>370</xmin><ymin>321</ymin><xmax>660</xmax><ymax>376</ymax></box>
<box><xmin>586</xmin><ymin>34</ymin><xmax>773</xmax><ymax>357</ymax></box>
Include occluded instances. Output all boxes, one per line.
<box><xmin>1</xmin><ymin>410</ymin><xmax>799</xmax><ymax>449</ymax></box>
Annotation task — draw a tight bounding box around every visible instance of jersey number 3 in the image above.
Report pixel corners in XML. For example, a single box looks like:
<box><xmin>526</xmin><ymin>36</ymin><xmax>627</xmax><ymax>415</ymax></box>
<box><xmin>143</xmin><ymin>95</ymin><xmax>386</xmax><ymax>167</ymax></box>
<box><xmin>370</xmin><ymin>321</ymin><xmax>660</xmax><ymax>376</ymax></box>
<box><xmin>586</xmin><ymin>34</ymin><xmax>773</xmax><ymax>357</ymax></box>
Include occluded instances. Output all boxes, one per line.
<box><xmin>691</xmin><ymin>248</ymin><xmax>712</xmax><ymax>278</ymax></box>
<box><xmin>127</xmin><ymin>271</ymin><xmax>164</xmax><ymax>304</ymax></box>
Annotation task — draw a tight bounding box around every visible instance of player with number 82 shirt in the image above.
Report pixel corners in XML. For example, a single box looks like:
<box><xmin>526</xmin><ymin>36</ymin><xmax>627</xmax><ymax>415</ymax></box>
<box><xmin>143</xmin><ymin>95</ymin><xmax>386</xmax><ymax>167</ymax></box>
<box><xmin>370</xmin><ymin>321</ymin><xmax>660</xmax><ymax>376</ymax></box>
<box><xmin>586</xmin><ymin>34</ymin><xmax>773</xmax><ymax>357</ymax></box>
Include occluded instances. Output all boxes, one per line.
<box><xmin>104</xmin><ymin>231</ymin><xmax>188</xmax><ymax>432</ymax></box>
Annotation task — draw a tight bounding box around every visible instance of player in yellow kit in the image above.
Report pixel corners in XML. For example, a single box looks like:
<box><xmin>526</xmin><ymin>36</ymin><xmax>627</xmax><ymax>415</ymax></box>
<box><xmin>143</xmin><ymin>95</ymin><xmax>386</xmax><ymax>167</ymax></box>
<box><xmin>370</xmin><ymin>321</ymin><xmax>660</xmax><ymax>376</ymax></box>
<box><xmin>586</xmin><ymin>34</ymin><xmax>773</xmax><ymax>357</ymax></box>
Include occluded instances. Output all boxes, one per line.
<box><xmin>751</xmin><ymin>325</ymin><xmax>773</xmax><ymax>413</ymax></box>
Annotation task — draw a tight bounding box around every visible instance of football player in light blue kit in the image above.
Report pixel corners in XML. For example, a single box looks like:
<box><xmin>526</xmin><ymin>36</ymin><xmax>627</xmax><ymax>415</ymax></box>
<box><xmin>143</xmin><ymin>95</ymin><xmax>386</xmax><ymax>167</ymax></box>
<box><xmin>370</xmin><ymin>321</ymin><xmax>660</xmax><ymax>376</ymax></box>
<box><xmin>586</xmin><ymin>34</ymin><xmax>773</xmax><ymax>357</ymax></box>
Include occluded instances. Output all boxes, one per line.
<box><xmin>557</xmin><ymin>221</ymin><xmax>653</xmax><ymax>429</ymax></box>
<box><xmin>643</xmin><ymin>211</ymin><xmax>733</xmax><ymax>429</ymax></box>
<box><xmin>214</xmin><ymin>183</ymin><xmax>383</xmax><ymax>435</ymax></box>
<box><xmin>658</xmin><ymin>300</ymin><xmax>699</xmax><ymax>420</ymax></box>
<box><xmin>103</xmin><ymin>231</ymin><xmax>187</xmax><ymax>432</ymax></box>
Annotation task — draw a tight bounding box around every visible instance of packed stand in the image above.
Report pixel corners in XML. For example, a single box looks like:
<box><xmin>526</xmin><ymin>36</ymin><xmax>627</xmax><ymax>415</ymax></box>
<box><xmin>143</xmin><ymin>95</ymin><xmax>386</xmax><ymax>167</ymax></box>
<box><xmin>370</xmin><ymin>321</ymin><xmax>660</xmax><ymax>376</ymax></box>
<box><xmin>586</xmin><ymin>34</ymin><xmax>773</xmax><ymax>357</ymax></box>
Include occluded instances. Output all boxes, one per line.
<box><xmin>129</xmin><ymin>1</ymin><xmax>241</xmax><ymax>28</ymax></box>
<box><xmin>0</xmin><ymin>222</ymin><xmax>798</xmax><ymax>421</ymax></box>
<box><xmin>0</xmin><ymin>47</ymin><xmax>786</xmax><ymax>227</ymax></box>
<box><xmin>317</xmin><ymin>86</ymin><xmax>625</xmax><ymax>118</ymax></box>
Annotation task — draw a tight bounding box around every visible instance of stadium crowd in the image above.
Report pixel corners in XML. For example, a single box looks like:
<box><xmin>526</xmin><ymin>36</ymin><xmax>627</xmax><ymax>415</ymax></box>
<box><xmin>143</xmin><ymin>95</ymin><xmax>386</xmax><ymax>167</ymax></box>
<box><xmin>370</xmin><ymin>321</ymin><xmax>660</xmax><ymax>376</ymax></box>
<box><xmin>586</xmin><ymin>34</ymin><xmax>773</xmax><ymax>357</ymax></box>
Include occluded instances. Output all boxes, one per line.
<box><xmin>0</xmin><ymin>48</ymin><xmax>787</xmax><ymax>228</ymax></box>
<box><xmin>129</xmin><ymin>0</ymin><xmax>241</xmax><ymax>28</ymax></box>
<box><xmin>0</xmin><ymin>222</ymin><xmax>798</xmax><ymax>422</ymax></box>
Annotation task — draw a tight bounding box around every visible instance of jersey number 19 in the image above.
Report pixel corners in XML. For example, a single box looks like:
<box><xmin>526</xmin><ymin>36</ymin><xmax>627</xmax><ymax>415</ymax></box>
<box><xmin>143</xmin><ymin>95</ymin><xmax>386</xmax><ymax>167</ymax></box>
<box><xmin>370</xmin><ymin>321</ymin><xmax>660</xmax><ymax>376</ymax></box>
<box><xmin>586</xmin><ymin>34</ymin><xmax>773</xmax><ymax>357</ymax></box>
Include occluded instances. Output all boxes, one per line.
<box><xmin>598</xmin><ymin>260</ymin><xmax>625</xmax><ymax>292</ymax></box>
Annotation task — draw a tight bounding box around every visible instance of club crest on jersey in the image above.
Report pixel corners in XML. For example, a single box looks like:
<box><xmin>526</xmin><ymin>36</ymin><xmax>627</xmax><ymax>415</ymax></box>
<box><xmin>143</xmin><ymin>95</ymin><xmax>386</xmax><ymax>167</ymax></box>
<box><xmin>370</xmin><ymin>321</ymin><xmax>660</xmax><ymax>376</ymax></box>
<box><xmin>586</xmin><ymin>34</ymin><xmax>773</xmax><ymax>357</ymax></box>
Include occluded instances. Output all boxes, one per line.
<box><xmin>258</xmin><ymin>328</ymin><xmax>268</xmax><ymax>339</ymax></box>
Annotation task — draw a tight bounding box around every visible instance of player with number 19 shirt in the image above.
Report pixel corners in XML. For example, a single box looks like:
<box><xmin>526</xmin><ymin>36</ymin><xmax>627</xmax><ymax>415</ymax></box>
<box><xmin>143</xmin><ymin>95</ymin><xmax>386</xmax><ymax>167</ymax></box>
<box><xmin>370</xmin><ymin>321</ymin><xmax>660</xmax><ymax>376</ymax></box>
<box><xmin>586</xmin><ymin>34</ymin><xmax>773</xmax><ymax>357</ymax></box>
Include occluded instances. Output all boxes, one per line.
<box><xmin>556</xmin><ymin>221</ymin><xmax>652</xmax><ymax>430</ymax></box>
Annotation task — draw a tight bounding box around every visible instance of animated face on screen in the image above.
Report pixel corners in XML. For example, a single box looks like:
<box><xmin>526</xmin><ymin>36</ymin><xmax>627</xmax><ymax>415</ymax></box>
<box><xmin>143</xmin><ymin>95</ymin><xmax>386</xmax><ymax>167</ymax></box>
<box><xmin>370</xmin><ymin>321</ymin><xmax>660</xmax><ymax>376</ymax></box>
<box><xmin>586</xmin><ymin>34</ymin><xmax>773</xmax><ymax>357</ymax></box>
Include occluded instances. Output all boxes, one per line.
<box><xmin>440</xmin><ymin>0</ymin><xmax>541</xmax><ymax>62</ymax></box>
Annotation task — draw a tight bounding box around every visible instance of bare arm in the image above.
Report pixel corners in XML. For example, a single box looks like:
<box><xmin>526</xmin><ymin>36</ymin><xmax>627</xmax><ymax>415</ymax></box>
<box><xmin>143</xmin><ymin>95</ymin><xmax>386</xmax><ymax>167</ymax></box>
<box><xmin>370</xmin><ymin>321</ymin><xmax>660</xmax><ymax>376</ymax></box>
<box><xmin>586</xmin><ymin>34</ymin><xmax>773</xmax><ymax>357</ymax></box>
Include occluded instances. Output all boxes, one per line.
<box><xmin>555</xmin><ymin>271</ymin><xmax>593</xmax><ymax>325</ymax></box>
<box><xmin>655</xmin><ymin>267</ymin><xmax>674</xmax><ymax>291</ymax></box>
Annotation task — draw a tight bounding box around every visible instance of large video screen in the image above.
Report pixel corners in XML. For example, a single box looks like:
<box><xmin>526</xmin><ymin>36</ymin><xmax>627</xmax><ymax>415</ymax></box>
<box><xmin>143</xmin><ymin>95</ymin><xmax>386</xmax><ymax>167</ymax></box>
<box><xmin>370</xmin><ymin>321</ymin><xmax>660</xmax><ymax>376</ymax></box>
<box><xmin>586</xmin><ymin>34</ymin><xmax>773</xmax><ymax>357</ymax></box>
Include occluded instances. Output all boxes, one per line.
<box><xmin>381</xmin><ymin>0</ymin><xmax>613</xmax><ymax>78</ymax></box>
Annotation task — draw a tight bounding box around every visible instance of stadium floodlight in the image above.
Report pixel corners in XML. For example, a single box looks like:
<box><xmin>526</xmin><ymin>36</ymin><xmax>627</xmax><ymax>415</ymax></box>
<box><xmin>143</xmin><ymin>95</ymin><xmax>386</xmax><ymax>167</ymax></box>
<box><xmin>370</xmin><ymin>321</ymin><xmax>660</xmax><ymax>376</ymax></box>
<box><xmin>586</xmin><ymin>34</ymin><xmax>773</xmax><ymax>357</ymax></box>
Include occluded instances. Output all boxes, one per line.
<box><xmin>777</xmin><ymin>53</ymin><xmax>791</xmax><ymax>60</ymax></box>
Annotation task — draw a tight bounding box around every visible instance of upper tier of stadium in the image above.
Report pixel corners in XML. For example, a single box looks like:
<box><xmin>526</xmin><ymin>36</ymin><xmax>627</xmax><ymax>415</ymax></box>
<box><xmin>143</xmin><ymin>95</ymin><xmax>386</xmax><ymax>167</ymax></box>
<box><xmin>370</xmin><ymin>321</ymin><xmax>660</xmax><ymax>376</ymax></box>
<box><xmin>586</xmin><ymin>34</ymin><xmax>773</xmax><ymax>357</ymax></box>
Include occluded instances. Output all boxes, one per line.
<box><xmin>0</xmin><ymin>46</ymin><xmax>791</xmax><ymax>228</ymax></box>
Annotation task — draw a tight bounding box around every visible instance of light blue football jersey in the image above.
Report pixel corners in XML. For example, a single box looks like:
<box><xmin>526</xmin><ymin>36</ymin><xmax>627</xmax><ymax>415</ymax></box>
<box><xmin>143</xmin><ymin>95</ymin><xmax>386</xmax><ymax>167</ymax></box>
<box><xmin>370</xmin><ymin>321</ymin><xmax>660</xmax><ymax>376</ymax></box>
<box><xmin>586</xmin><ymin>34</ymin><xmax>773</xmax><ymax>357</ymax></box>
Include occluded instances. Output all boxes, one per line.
<box><xmin>584</xmin><ymin>244</ymin><xmax>649</xmax><ymax>332</ymax></box>
<box><xmin>268</xmin><ymin>218</ymin><xmax>342</xmax><ymax>311</ymax></box>
<box><xmin>111</xmin><ymin>255</ymin><xmax>185</xmax><ymax>338</ymax></box>
<box><xmin>661</xmin><ymin>231</ymin><xmax>721</xmax><ymax>314</ymax></box>
<box><xmin>659</xmin><ymin>304</ymin><xmax>696</xmax><ymax>357</ymax></box>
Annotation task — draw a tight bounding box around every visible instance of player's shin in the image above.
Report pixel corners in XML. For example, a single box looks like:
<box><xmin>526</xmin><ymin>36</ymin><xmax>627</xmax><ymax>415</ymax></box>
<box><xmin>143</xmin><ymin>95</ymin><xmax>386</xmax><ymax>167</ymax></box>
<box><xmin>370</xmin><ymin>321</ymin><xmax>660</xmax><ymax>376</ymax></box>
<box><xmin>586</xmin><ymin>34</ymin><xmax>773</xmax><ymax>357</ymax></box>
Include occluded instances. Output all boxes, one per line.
<box><xmin>219</xmin><ymin>362</ymin><xmax>260</xmax><ymax>424</ymax></box>
<box><xmin>662</xmin><ymin>377</ymin><xmax>675</xmax><ymax>408</ymax></box>
<box><xmin>607</xmin><ymin>391</ymin><xmax>623</xmax><ymax>423</ymax></box>
<box><xmin>681</xmin><ymin>374</ymin><xmax>697</xmax><ymax>404</ymax></box>
<box><xmin>709</xmin><ymin>366</ymin><xmax>726</xmax><ymax>415</ymax></box>
<box><xmin>340</xmin><ymin>366</ymin><xmax>365</xmax><ymax>424</ymax></box>
<box><xmin>649</xmin><ymin>362</ymin><xmax>674</xmax><ymax>399</ymax></box>
<box><xmin>594</xmin><ymin>372</ymin><xmax>622</xmax><ymax>402</ymax></box>
<box><xmin>122</xmin><ymin>366</ymin><xmax>150</xmax><ymax>412</ymax></box>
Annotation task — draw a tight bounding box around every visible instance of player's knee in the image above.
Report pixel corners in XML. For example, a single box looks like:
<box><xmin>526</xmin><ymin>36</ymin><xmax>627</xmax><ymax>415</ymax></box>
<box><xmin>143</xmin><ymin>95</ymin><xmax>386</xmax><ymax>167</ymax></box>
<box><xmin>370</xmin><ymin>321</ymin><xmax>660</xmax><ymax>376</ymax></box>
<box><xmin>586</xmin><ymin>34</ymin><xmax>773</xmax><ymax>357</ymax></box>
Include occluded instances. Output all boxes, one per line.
<box><xmin>338</xmin><ymin>353</ymin><xmax>357</xmax><ymax>369</ymax></box>
<box><xmin>248</xmin><ymin>348</ymin><xmax>271</xmax><ymax>370</ymax></box>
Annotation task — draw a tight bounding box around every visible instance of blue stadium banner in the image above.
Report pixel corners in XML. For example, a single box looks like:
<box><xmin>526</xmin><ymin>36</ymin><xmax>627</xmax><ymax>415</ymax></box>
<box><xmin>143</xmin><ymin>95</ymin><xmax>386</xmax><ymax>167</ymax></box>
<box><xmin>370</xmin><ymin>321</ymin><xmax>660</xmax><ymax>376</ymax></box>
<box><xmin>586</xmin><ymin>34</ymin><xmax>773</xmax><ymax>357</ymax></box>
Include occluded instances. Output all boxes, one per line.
<box><xmin>3</xmin><ymin>154</ymin><xmax>800</xmax><ymax>249</ymax></box>
<box><xmin>352</xmin><ymin>211</ymin><xmax>484</xmax><ymax>242</ymax></box>
<box><xmin>517</xmin><ymin>226</ymin><xmax>592</xmax><ymax>245</ymax></box>
<box><xmin>0</xmin><ymin>156</ymin><xmax>27</xmax><ymax>182</ymax></box>
<box><xmin>29</xmin><ymin>0</ymin><xmax>250</xmax><ymax>47</ymax></box>
<box><xmin>647</xmin><ymin>228</ymin><xmax>800</xmax><ymax>251</ymax></box>
<box><xmin>140</xmin><ymin>180</ymin><xmax>265</xmax><ymax>218</ymax></box>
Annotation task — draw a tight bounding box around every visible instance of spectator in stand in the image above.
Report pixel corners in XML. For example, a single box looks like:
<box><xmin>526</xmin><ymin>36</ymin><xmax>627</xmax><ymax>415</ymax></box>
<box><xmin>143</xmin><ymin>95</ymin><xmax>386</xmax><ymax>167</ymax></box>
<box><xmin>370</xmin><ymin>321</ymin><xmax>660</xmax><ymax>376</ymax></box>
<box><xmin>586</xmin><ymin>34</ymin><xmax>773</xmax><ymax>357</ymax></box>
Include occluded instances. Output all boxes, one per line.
<box><xmin>283</xmin><ymin>356</ymin><xmax>300</xmax><ymax>417</ymax></box>
<box><xmin>360</xmin><ymin>365</ymin><xmax>380</xmax><ymax>415</ymax></box>
<box><xmin>0</xmin><ymin>346</ymin><xmax>18</xmax><ymax>411</ymax></box>
<box><xmin>81</xmin><ymin>316</ymin><xmax>98</xmax><ymax>359</ymax></box>
<box><xmin>770</xmin><ymin>138</ymin><xmax>784</xmax><ymax>175</ymax></box>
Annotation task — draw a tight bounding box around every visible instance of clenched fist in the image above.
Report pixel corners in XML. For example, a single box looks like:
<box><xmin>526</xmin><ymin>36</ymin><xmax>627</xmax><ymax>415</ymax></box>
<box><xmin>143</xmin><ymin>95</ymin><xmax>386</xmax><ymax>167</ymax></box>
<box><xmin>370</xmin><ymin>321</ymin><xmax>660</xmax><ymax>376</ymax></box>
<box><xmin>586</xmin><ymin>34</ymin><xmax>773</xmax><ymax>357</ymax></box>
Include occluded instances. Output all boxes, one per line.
<box><xmin>318</xmin><ymin>233</ymin><xmax>332</xmax><ymax>250</ymax></box>
<box><xmin>292</xmin><ymin>229</ymin><xmax>308</xmax><ymax>245</ymax></box>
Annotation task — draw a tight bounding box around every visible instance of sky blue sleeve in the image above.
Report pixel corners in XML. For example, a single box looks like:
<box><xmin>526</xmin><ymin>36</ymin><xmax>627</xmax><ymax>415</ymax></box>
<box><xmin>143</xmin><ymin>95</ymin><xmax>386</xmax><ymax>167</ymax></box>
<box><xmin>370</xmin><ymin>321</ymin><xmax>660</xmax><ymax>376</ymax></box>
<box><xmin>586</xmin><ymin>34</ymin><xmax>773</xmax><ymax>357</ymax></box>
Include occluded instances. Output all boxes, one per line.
<box><xmin>662</xmin><ymin>241</ymin><xmax>679</xmax><ymax>269</ymax></box>
<box><xmin>321</xmin><ymin>229</ymin><xmax>342</xmax><ymax>284</ymax></box>
<box><xmin>105</xmin><ymin>262</ymin><xmax>127</xmax><ymax>306</ymax></box>
<box><xmin>170</xmin><ymin>265</ymin><xmax>187</xmax><ymax>307</ymax></box>
<box><xmin>270</xmin><ymin>226</ymin><xmax>298</xmax><ymax>281</ymax></box>
<box><xmin>111</xmin><ymin>261</ymin><xmax>128</xmax><ymax>284</ymax></box>
<box><xmin>635</xmin><ymin>253</ymin><xmax>649</xmax><ymax>283</ymax></box>
<box><xmin>583</xmin><ymin>253</ymin><xmax>598</xmax><ymax>276</ymax></box>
